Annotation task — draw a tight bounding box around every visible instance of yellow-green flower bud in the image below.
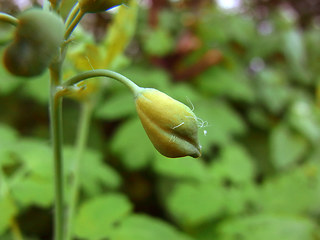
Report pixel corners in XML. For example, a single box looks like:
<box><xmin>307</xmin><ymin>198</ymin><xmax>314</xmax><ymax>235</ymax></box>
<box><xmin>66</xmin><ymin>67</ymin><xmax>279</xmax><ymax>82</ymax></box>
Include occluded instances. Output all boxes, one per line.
<box><xmin>135</xmin><ymin>88</ymin><xmax>201</xmax><ymax>158</ymax></box>
<box><xmin>79</xmin><ymin>0</ymin><xmax>127</xmax><ymax>13</ymax></box>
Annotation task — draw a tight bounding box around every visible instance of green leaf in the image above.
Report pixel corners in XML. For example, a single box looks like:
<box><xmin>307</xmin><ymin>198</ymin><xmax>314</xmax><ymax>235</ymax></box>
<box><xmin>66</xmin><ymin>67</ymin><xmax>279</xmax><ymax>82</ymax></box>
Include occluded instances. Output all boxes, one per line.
<box><xmin>153</xmin><ymin>155</ymin><xmax>207</xmax><ymax>182</ymax></box>
<box><xmin>196</xmin><ymin>67</ymin><xmax>255</xmax><ymax>102</ymax></box>
<box><xmin>0</xmin><ymin>61</ymin><xmax>22</xmax><ymax>95</ymax></box>
<box><xmin>95</xmin><ymin>92</ymin><xmax>135</xmax><ymax>120</ymax></box>
<box><xmin>217</xmin><ymin>215</ymin><xmax>317</xmax><ymax>240</ymax></box>
<box><xmin>112</xmin><ymin>214</ymin><xmax>194</xmax><ymax>240</ymax></box>
<box><xmin>289</xmin><ymin>99</ymin><xmax>320</xmax><ymax>144</ymax></box>
<box><xmin>256</xmin><ymin>69</ymin><xmax>291</xmax><ymax>113</ymax></box>
<box><xmin>120</xmin><ymin>65</ymin><xmax>171</xmax><ymax>90</ymax></box>
<box><xmin>64</xmin><ymin>147</ymin><xmax>122</xmax><ymax>196</ymax></box>
<box><xmin>258</xmin><ymin>164</ymin><xmax>320</xmax><ymax>214</ymax></box>
<box><xmin>0</xmin><ymin>124</ymin><xmax>18</xmax><ymax>166</ymax></box>
<box><xmin>143</xmin><ymin>28</ymin><xmax>174</xmax><ymax>56</ymax></box>
<box><xmin>208</xmin><ymin>144</ymin><xmax>255</xmax><ymax>184</ymax></box>
<box><xmin>74</xmin><ymin>194</ymin><xmax>132</xmax><ymax>240</ymax></box>
<box><xmin>21</xmin><ymin>71</ymin><xmax>50</xmax><ymax>104</ymax></box>
<box><xmin>0</xmin><ymin>195</ymin><xmax>16</xmax><ymax>235</ymax></box>
<box><xmin>166</xmin><ymin>182</ymin><xmax>225</xmax><ymax>226</ymax></box>
<box><xmin>15</xmin><ymin>139</ymin><xmax>53</xmax><ymax>178</ymax></box>
<box><xmin>195</xmin><ymin>100</ymin><xmax>246</xmax><ymax>151</ymax></box>
<box><xmin>270</xmin><ymin>124</ymin><xmax>308</xmax><ymax>170</ymax></box>
<box><xmin>11</xmin><ymin>176</ymin><xmax>53</xmax><ymax>207</ymax></box>
<box><xmin>111</xmin><ymin>118</ymin><xmax>156</xmax><ymax>170</ymax></box>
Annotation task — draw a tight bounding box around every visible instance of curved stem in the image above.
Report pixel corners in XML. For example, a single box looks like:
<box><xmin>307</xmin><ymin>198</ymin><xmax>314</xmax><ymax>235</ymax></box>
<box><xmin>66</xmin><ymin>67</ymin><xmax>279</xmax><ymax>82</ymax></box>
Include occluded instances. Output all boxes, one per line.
<box><xmin>64</xmin><ymin>10</ymin><xmax>85</xmax><ymax>40</ymax></box>
<box><xmin>62</xmin><ymin>69</ymin><xmax>141</xmax><ymax>96</ymax></box>
<box><xmin>49</xmin><ymin>67</ymin><xmax>64</xmax><ymax>240</ymax></box>
<box><xmin>65</xmin><ymin>102</ymin><xmax>93</xmax><ymax>240</ymax></box>
<box><xmin>0</xmin><ymin>13</ymin><xmax>18</xmax><ymax>26</ymax></box>
<box><xmin>65</xmin><ymin>2</ymin><xmax>80</xmax><ymax>28</ymax></box>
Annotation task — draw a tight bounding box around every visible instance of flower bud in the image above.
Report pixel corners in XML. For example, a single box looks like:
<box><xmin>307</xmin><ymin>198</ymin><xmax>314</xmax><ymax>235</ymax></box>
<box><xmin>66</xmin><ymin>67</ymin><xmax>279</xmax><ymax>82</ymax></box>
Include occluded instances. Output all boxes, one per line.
<box><xmin>79</xmin><ymin>0</ymin><xmax>127</xmax><ymax>13</ymax></box>
<box><xmin>135</xmin><ymin>88</ymin><xmax>201</xmax><ymax>158</ymax></box>
<box><xmin>3</xmin><ymin>9</ymin><xmax>64</xmax><ymax>77</ymax></box>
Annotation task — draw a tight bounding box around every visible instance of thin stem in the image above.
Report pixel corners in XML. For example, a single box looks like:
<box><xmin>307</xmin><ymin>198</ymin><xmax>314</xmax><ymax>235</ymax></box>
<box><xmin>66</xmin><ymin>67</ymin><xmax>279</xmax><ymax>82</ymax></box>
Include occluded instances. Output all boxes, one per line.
<box><xmin>65</xmin><ymin>2</ymin><xmax>80</xmax><ymax>28</ymax></box>
<box><xmin>49</xmin><ymin>68</ymin><xmax>64</xmax><ymax>240</ymax></box>
<box><xmin>65</xmin><ymin>102</ymin><xmax>93</xmax><ymax>240</ymax></box>
<box><xmin>42</xmin><ymin>0</ymin><xmax>50</xmax><ymax>11</ymax></box>
<box><xmin>52</xmin><ymin>0</ymin><xmax>62</xmax><ymax>11</ymax></box>
<box><xmin>0</xmin><ymin>12</ymin><xmax>18</xmax><ymax>26</ymax></box>
<box><xmin>62</xmin><ymin>69</ymin><xmax>141</xmax><ymax>96</ymax></box>
<box><xmin>64</xmin><ymin>10</ymin><xmax>85</xmax><ymax>40</ymax></box>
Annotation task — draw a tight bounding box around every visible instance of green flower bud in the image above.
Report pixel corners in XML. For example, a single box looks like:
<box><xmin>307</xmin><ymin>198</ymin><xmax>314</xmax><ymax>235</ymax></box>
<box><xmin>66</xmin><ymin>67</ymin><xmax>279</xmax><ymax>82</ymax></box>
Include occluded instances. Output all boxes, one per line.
<box><xmin>4</xmin><ymin>40</ymin><xmax>48</xmax><ymax>77</ymax></box>
<box><xmin>79</xmin><ymin>0</ymin><xmax>127</xmax><ymax>13</ymax></box>
<box><xmin>3</xmin><ymin>9</ymin><xmax>64</xmax><ymax>77</ymax></box>
<box><xmin>135</xmin><ymin>88</ymin><xmax>201</xmax><ymax>158</ymax></box>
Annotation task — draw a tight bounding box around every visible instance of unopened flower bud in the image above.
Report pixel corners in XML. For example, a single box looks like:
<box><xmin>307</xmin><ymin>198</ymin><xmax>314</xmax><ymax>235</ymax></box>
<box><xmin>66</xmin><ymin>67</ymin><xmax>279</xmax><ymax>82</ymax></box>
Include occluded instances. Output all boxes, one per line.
<box><xmin>3</xmin><ymin>9</ymin><xmax>64</xmax><ymax>77</ymax></box>
<box><xmin>135</xmin><ymin>88</ymin><xmax>201</xmax><ymax>158</ymax></box>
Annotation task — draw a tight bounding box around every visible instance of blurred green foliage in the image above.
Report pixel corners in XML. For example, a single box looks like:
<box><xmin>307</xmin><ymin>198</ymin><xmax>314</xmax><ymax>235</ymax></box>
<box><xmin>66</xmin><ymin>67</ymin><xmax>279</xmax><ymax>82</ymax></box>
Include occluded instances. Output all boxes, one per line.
<box><xmin>1</xmin><ymin>1</ymin><xmax>320</xmax><ymax>240</ymax></box>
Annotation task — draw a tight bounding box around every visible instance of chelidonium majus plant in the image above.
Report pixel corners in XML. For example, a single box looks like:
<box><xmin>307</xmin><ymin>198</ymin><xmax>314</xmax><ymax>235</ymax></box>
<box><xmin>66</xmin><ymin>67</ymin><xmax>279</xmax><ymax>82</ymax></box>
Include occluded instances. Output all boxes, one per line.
<box><xmin>0</xmin><ymin>1</ymin><xmax>201</xmax><ymax>240</ymax></box>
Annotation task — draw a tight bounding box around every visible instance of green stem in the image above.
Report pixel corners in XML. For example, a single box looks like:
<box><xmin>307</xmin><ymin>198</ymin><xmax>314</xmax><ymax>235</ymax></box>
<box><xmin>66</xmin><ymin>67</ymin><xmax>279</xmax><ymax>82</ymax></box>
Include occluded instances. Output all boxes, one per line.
<box><xmin>52</xmin><ymin>0</ymin><xmax>62</xmax><ymax>11</ymax></box>
<box><xmin>65</xmin><ymin>102</ymin><xmax>93</xmax><ymax>240</ymax></box>
<box><xmin>65</xmin><ymin>2</ymin><xmax>80</xmax><ymax>28</ymax></box>
<box><xmin>0</xmin><ymin>12</ymin><xmax>18</xmax><ymax>26</ymax></box>
<box><xmin>42</xmin><ymin>0</ymin><xmax>50</xmax><ymax>11</ymax></box>
<box><xmin>64</xmin><ymin>10</ymin><xmax>85</xmax><ymax>40</ymax></box>
<box><xmin>62</xmin><ymin>69</ymin><xmax>141</xmax><ymax>96</ymax></box>
<box><xmin>49</xmin><ymin>67</ymin><xmax>65</xmax><ymax>240</ymax></box>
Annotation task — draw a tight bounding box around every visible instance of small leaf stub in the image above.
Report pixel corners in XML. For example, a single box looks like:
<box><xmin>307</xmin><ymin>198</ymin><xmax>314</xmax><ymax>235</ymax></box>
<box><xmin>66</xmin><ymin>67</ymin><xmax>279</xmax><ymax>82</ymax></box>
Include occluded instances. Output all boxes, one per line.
<box><xmin>135</xmin><ymin>88</ymin><xmax>201</xmax><ymax>158</ymax></box>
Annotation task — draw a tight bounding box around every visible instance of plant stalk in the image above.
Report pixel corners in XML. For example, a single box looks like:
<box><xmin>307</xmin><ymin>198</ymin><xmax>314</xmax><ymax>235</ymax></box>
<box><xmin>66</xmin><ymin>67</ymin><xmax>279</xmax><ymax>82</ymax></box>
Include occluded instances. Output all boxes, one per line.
<box><xmin>49</xmin><ymin>67</ymin><xmax>64</xmax><ymax>240</ymax></box>
<box><xmin>64</xmin><ymin>10</ymin><xmax>85</xmax><ymax>40</ymax></box>
<box><xmin>65</xmin><ymin>101</ymin><xmax>93</xmax><ymax>240</ymax></box>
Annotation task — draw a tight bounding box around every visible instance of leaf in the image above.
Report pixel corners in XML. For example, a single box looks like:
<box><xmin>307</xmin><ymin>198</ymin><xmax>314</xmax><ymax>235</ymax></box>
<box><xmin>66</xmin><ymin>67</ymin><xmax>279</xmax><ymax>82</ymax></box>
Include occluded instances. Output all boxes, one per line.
<box><xmin>258</xmin><ymin>164</ymin><xmax>320</xmax><ymax>214</ymax></box>
<box><xmin>15</xmin><ymin>139</ymin><xmax>53</xmax><ymax>178</ymax></box>
<box><xmin>194</xmin><ymin>100</ymin><xmax>246</xmax><ymax>151</ymax></box>
<box><xmin>111</xmin><ymin>214</ymin><xmax>194</xmax><ymax>240</ymax></box>
<box><xmin>80</xmin><ymin>157</ymin><xmax>122</xmax><ymax>195</ymax></box>
<box><xmin>95</xmin><ymin>92</ymin><xmax>136</xmax><ymax>120</ymax></box>
<box><xmin>166</xmin><ymin>182</ymin><xmax>225</xmax><ymax>227</ymax></box>
<box><xmin>0</xmin><ymin>64</ymin><xmax>23</xmax><ymax>95</ymax></box>
<box><xmin>282</xmin><ymin>29</ymin><xmax>309</xmax><ymax>84</ymax></box>
<box><xmin>120</xmin><ymin>65</ymin><xmax>171</xmax><ymax>90</ymax></box>
<box><xmin>208</xmin><ymin>144</ymin><xmax>255</xmax><ymax>184</ymax></box>
<box><xmin>289</xmin><ymin>99</ymin><xmax>320</xmax><ymax>144</ymax></box>
<box><xmin>11</xmin><ymin>176</ymin><xmax>54</xmax><ymax>207</ymax></box>
<box><xmin>103</xmin><ymin>0</ymin><xmax>138</xmax><ymax>68</ymax></box>
<box><xmin>217</xmin><ymin>215</ymin><xmax>317</xmax><ymax>240</ymax></box>
<box><xmin>196</xmin><ymin>67</ymin><xmax>255</xmax><ymax>102</ymax></box>
<box><xmin>143</xmin><ymin>28</ymin><xmax>174</xmax><ymax>56</ymax></box>
<box><xmin>256</xmin><ymin>69</ymin><xmax>291</xmax><ymax>113</ymax></box>
<box><xmin>153</xmin><ymin>155</ymin><xmax>207</xmax><ymax>182</ymax></box>
<box><xmin>111</xmin><ymin>118</ymin><xmax>156</xmax><ymax>170</ymax></box>
<box><xmin>0</xmin><ymin>195</ymin><xmax>16</xmax><ymax>235</ymax></box>
<box><xmin>270</xmin><ymin>124</ymin><xmax>308</xmax><ymax>170</ymax></box>
<box><xmin>64</xmin><ymin>147</ymin><xmax>122</xmax><ymax>196</ymax></box>
<box><xmin>74</xmin><ymin>194</ymin><xmax>132</xmax><ymax>240</ymax></box>
<box><xmin>0</xmin><ymin>124</ymin><xmax>18</xmax><ymax>165</ymax></box>
<box><xmin>21</xmin><ymin>71</ymin><xmax>50</xmax><ymax>104</ymax></box>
